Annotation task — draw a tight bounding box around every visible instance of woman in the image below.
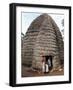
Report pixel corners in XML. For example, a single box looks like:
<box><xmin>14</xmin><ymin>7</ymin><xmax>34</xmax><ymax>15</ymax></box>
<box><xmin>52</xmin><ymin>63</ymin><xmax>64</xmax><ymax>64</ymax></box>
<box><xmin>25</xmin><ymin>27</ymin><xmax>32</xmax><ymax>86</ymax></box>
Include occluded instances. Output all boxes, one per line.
<box><xmin>45</xmin><ymin>62</ymin><xmax>49</xmax><ymax>73</ymax></box>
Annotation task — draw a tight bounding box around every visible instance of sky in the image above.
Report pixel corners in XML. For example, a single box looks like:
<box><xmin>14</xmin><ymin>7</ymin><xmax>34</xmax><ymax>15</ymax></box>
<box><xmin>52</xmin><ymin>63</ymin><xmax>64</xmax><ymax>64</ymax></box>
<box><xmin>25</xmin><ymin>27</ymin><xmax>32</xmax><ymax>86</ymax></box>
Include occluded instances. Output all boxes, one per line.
<box><xmin>21</xmin><ymin>12</ymin><xmax>64</xmax><ymax>37</ymax></box>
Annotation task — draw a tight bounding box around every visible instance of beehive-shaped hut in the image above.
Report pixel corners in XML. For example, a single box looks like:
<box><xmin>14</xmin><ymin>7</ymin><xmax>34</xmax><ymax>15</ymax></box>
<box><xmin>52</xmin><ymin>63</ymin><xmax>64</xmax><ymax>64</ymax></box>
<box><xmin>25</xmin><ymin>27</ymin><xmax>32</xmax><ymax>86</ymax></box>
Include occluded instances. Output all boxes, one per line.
<box><xmin>22</xmin><ymin>14</ymin><xmax>64</xmax><ymax>70</ymax></box>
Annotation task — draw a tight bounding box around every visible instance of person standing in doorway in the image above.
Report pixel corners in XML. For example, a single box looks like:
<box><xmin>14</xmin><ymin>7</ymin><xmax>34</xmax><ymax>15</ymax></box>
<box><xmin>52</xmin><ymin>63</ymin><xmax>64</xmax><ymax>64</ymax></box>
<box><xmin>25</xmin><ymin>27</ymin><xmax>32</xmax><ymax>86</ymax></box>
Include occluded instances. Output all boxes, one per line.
<box><xmin>42</xmin><ymin>56</ymin><xmax>45</xmax><ymax>73</ymax></box>
<box><xmin>48</xmin><ymin>57</ymin><xmax>51</xmax><ymax>70</ymax></box>
<box><xmin>45</xmin><ymin>62</ymin><xmax>49</xmax><ymax>73</ymax></box>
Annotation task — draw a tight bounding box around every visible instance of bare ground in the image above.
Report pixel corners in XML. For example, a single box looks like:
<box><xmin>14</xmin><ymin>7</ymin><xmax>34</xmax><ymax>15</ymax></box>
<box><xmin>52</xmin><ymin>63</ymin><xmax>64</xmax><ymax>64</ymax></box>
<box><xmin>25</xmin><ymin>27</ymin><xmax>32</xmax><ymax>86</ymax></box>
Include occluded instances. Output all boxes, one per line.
<box><xmin>21</xmin><ymin>65</ymin><xmax>64</xmax><ymax>77</ymax></box>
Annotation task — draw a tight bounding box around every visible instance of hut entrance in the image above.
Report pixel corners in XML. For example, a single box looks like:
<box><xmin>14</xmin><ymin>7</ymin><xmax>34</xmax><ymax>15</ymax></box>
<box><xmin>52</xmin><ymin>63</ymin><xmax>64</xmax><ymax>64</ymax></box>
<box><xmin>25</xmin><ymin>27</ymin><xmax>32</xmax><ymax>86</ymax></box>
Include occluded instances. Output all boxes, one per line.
<box><xmin>45</xmin><ymin>55</ymin><xmax>53</xmax><ymax>70</ymax></box>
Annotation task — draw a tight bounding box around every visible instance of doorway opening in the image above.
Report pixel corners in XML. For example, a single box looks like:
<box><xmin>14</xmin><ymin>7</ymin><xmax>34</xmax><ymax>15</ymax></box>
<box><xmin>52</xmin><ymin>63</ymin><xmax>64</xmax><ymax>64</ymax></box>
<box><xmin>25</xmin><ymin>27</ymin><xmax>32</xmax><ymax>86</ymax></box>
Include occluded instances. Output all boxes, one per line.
<box><xmin>45</xmin><ymin>55</ymin><xmax>53</xmax><ymax>70</ymax></box>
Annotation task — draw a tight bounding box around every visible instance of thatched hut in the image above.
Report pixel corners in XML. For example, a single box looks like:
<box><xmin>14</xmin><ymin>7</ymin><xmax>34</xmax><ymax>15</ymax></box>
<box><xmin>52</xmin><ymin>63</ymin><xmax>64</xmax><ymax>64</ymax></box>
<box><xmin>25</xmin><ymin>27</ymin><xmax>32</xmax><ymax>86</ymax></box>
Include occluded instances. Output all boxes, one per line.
<box><xmin>21</xmin><ymin>13</ymin><xmax>64</xmax><ymax>70</ymax></box>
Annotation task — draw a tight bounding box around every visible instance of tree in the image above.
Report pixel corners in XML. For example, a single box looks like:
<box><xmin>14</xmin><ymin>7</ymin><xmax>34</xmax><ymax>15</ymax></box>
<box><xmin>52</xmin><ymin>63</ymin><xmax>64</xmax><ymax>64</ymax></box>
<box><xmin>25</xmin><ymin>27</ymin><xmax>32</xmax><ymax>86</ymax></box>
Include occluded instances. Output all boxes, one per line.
<box><xmin>61</xmin><ymin>19</ymin><xmax>64</xmax><ymax>27</ymax></box>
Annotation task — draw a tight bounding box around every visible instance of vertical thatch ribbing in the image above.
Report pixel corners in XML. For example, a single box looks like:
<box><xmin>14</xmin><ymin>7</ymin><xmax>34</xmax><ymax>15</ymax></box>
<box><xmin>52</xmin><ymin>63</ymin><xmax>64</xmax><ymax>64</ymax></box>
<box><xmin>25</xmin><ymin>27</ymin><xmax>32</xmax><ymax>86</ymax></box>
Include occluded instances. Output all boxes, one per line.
<box><xmin>22</xmin><ymin>14</ymin><xmax>64</xmax><ymax>69</ymax></box>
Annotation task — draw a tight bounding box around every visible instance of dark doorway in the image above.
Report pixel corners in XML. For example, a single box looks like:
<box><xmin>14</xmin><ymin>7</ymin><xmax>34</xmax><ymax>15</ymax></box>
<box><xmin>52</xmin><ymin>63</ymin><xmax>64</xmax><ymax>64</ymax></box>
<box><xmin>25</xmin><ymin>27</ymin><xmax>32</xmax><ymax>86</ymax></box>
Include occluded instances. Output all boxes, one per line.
<box><xmin>45</xmin><ymin>55</ymin><xmax>53</xmax><ymax>70</ymax></box>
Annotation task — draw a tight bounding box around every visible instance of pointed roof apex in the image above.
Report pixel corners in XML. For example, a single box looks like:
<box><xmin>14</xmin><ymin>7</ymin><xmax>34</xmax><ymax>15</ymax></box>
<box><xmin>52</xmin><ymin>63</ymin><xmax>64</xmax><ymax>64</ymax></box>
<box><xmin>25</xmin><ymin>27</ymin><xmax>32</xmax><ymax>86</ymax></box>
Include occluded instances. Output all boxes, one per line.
<box><xmin>41</xmin><ymin>13</ymin><xmax>49</xmax><ymax>16</ymax></box>
<box><xmin>28</xmin><ymin>13</ymin><xmax>55</xmax><ymax>30</ymax></box>
<box><xmin>40</xmin><ymin>13</ymin><xmax>50</xmax><ymax>18</ymax></box>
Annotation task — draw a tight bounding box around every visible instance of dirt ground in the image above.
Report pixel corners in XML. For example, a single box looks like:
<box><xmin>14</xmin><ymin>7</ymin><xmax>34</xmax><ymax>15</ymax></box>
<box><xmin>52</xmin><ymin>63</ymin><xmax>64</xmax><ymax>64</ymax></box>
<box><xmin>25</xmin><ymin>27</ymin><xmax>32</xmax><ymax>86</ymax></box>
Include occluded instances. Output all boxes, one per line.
<box><xmin>21</xmin><ymin>65</ymin><xmax>64</xmax><ymax>77</ymax></box>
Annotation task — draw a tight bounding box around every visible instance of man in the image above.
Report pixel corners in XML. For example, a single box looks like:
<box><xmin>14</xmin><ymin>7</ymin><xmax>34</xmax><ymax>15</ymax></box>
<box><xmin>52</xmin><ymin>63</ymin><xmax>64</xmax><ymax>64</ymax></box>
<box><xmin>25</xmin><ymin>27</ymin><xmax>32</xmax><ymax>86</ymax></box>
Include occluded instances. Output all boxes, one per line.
<box><xmin>48</xmin><ymin>58</ymin><xmax>51</xmax><ymax>70</ymax></box>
